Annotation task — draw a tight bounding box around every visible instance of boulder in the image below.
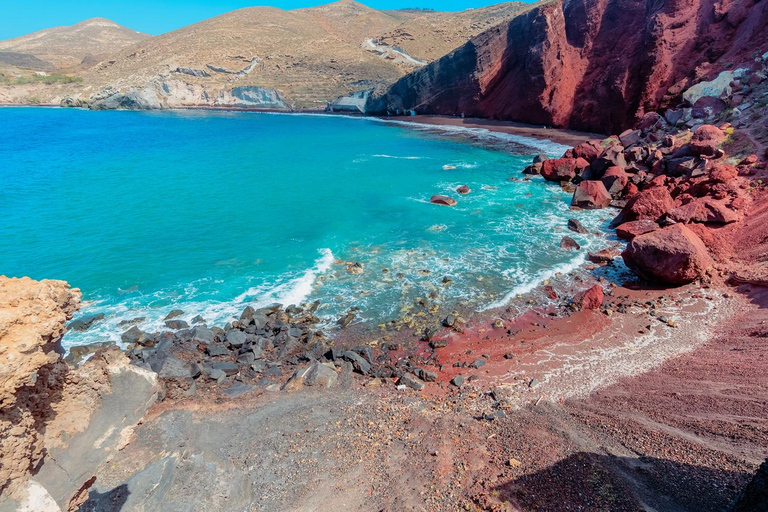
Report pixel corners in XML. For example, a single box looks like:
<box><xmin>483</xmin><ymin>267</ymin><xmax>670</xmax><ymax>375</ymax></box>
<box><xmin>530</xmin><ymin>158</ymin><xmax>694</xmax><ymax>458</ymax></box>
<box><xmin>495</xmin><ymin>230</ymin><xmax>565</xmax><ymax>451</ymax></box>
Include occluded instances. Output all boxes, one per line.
<box><xmin>430</xmin><ymin>194</ymin><xmax>457</xmax><ymax>206</ymax></box>
<box><xmin>692</xmin><ymin>96</ymin><xmax>726</xmax><ymax>119</ymax></box>
<box><xmin>572</xmin><ymin>181</ymin><xmax>612</xmax><ymax>209</ymax></box>
<box><xmin>622</xmin><ymin>224</ymin><xmax>713</xmax><ymax>284</ymax></box>
<box><xmin>709</xmin><ymin>164</ymin><xmax>738</xmax><ymax>183</ymax></box>
<box><xmin>567</xmin><ymin>218</ymin><xmax>589</xmax><ymax>234</ymax></box>
<box><xmin>601</xmin><ymin>166</ymin><xmax>630</xmax><ymax>197</ymax></box>
<box><xmin>666</xmin><ymin>197</ymin><xmax>739</xmax><ymax>224</ymax></box>
<box><xmin>587</xmin><ymin>247</ymin><xmax>620</xmax><ymax>264</ymax></box>
<box><xmin>533</xmin><ymin>154</ymin><xmax>549</xmax><ymax>164</ymax></box>
<box><xmin>164</xmin><ymin>309</ymin><xmax>184</xmax><ymax>320</ymax></box>
<box><xmin>566</xmin><ymin>140</ymin><xmax>603</xmax><ymax>162</ymax></box>
<box><xmin>619</xmin><ymin>129</ymin><xmax>642</xmax><ymax>147</ymax></box>
<box><xmin>615</xmin><ymin>220</ymin><xmax>659</xmax><ymax>240</ymax></box>
<box><xmin>397</xmin><ymin>373</ymin><xmax>426</xmax><ymax>391</ymax></box>
<box><xmin>689</xmin><ymin>124</ymin><xmax>725</xmax><ymax>157</ymax></box>
<box><xmin>591</xmin><ymin>145</ymin><xmax>627</xmax><ymax>174</ymax></box>
<box><xmin>610</xmin><ymin>186</ymin><xmax>675</xmax><ymax>227</ymax></box>
<box><xmin>560</xmin><ymin>236</ymin><xmax>581</xmax><ymax>250</ymax></box>
<box><xmin>523</xmin><ymin>162</ymin><xmax>543</xmax><ymax>175</ymax></box>
<box><xmin>165</xmin><ymin>319</ymin><xmax>189</xmax><ymax>330</ymax></box>
<box><xmin>456</xmin><ymin>185</ymin><xmax>471</xmax><ymax>194</ymax></box>
<box><xmin>573</xmin><ymin>285</ymin><xmax>604</xmax><ymax>310</ymax></box>
<box><xmin>541</xmin><ymin>158</ymin><xmax>589</xmax><ymax>182</ymax></box>
<box><xmin>67</xmin><ymin>313</ymin><xmax>105</xmax><ymax>332</ymax></box>
<box><xmin>342</xmin><ymin>351</ymin><xmax>371</xmax><ymax>375</ymax></box>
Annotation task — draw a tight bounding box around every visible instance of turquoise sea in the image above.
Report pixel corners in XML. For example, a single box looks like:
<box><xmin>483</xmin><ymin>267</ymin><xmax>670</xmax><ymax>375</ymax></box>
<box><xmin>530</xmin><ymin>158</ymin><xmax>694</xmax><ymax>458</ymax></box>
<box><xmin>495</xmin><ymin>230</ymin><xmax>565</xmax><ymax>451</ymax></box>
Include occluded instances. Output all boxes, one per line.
<box><xmin>0</xmin><ymin>108</ymin><xmax>610</xmax><ymax>348</ymax></box>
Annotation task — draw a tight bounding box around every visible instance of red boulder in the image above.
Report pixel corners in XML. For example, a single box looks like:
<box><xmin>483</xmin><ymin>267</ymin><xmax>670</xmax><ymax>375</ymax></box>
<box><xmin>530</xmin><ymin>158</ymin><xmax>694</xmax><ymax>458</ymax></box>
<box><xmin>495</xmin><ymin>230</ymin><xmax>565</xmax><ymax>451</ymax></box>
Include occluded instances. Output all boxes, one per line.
<box><xmin>609</xmin><ymin>186</ymin><xmax>675</xmax><ymax>227</ymax></box>
<box><xmin>689</xmin><ymin>125</ymin><xmax>725</xmax><ymax>157</ymax></box>
<box><xmin>430</xmin><ymin>195</ymin><xmax>457</xmax><ymax>206</ymax></box>
<box><xmin>601</xmin><ymin>166</ymin><xmax>630</xmax><ymax>197</ymax></box>
<box><xmin>709</xmin><ymin>164</ymin><xmax>738</xmax><ymax>183</ymax></box>
<box><xmin>567</xmin><ymin>140</ymin><xmax>604</xmax><ymax>162</ymax></box>
<box><xmin>572</xmin><ymin>180</ymin><xmax>612</xmax><ymax>209</ymax></box>
<box><xmin>573</xmin><ymin>284</ymin><xmax>604</xmax><ymax>310</ymax></box>
<box><xmin>615</xmin><ymin>219</ymin><xmax>659</xmax><ymax>240</ymax></box>
<box><xmin>621</xmin><ymin>224</ymin><xmax>713</xmax><ymax>284</ymax></box>
<box><xmin>541</xmin><ymin>158</ymin><xmax>589</xmax><ymax>182</ymax></box>
<box><xmin>666</xmin><ymin>197</ymin><xmax>739</xmax><ymax>224</ymax></box>
<box><xmin>456</xmin><ymin>185</ymin><xmax>471</xmax><ymax>194</ymax></box>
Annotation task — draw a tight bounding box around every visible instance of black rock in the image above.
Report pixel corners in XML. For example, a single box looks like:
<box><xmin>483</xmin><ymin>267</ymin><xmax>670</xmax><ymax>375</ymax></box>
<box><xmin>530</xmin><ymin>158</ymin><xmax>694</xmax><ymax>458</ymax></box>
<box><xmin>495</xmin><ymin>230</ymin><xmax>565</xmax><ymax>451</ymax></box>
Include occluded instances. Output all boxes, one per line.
<box><xmin>164</xmin><ymin>309</ymin><xmax>184</xmax><ymax>320</ymax></box>
<box><xmin>158</xmin><ymin>356</ymin><xmax>192</xmax><ymax>379</ymax></box>
<box><xmin>211</xmin><ymin>362</ymin><xmax>239</xmax><ymax>376</ymax></box>
<box><xmin>470</xmin><ymin>359</ymin><xmax>486</xmax><ymax>369</ymax></box>
<box><xmin>353</xmin><ymin>346</ymin><xmax>375</xmax><ymax>364</ymax></box>
<box><xmin>397</xmin><ymin>373</ymin><xmax>425</xmax><ymax>391</ymax></box>
<box><xmin>451</xmin><ymin>375</ymin><xmax>464</xmax><ymax>387</ymax></box>
<box><xmin>191</xmin><ymin>315</ymin><xmax>205</xmax><ymax>324</ymax></box>
<box><xmin>121</xmin><ymin>325</ymin><xmax>147</xmax><ymax>345</ymax></box>
<box><xmin>165</xmin><ymin>319</ymin><xmax>189</xmax><ymax>330</ymax></box>
<box><xmin>191</xmin><ymin>326</ymin><xmax>214</xmax><ymax>344</ymax></box>
<box><xmin>223</xmin><ymin>381</ymin><xmax>253</xmax><ymax>397</ymax></box>
<box><xmin>337</xmin><ymin>312</ymin><xmax>356</xmax><ymax>328</ymax></box>
<box><xmin>67</xmin><ymin>313</ymin><xmax>105</xmax><ymax>332</ymax></box>
<box><xmin>226</xmin><ymin>330</ymin><xmax>247</xmax><ymax>348</ymax></box>
<box><xmin>567</xmin><ymin>218</ymin><xmax>589</xmax><ymax>234</ymax></box>
<box><xmin>206</xmin><ymin>344</ymin><xmax>229</xmax><ymax>357</ymax></box>
<box><xmin>342</xmin><ymin>351</ymin><xmax>371</xmax><ymax>375</ymax></box>
<box><xmin>415</xmin><ymin>368</ymin><xmax>437</xmax><ymax>382</ymax></box>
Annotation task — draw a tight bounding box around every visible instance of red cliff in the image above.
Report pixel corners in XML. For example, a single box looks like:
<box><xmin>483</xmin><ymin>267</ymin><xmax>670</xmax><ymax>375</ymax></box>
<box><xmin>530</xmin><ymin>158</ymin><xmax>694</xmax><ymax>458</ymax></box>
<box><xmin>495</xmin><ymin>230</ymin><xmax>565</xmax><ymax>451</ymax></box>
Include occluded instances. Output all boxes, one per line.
<box><xmin>368</xmin><ymin>0</ymin><xmax>768</xmax><ymax>134</ymax></box>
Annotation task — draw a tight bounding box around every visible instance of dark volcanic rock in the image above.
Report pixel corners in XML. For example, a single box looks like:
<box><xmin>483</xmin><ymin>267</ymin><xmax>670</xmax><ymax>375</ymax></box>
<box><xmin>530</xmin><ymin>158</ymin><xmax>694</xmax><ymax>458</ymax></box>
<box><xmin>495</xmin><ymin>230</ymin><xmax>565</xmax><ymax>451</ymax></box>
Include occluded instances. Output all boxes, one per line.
<box><xmin>560</xmin><ymin>236</ymin><xmax>581</xmax><ymax>251</ymax></box>
<box><xmin>567</xmin><ymin>218</ymin><xmax>589</xmax><ymax>234</ymax></box>
<box><xmin>67</xmin><ymin>313</ymin><xmax>105</xmax><ymax>332</ymax></box>
<box><xmin>727</xmin><ymin>458</ymin><xmax>768</xmax><ymax>512</ymax></box>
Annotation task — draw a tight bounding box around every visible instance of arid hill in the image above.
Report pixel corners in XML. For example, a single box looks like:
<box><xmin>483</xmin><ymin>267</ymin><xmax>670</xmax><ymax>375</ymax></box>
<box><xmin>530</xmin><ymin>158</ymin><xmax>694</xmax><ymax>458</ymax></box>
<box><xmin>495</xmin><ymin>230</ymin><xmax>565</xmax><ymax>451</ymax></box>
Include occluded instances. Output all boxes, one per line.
<box><xmin>0</xmin><ymin>0</ymin><xmax>533</xmax><ymax>109</ymax></box>
<box><xmin>0</xmin><ymin>18</ymin><xmax>149</xmax><ymax>70</ymax></box>
<box><xmin>368</xmin><ymin>0</ymin><xmax>768</xmax><ymax>134</ymax></box>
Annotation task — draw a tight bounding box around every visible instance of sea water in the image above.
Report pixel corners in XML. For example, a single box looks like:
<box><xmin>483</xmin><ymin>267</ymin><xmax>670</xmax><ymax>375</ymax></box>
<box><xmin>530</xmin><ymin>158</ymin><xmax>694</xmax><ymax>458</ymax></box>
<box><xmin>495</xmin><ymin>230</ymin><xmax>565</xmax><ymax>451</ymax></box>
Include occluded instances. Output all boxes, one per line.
<box><xmin>0</xmin><ymin>108</ymin><xmax>610</xmax><ymax>348</ymax></box>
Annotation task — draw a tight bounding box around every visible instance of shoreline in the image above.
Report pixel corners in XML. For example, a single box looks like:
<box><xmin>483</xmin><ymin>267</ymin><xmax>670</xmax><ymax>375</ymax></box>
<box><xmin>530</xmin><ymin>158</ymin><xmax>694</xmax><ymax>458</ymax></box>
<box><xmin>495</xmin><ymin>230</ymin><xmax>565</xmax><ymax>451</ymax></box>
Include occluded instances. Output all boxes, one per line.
<box><xmin>0</xmin><ymin>103</ymin><xmax>601</xmax><ymax>149</ymax></box>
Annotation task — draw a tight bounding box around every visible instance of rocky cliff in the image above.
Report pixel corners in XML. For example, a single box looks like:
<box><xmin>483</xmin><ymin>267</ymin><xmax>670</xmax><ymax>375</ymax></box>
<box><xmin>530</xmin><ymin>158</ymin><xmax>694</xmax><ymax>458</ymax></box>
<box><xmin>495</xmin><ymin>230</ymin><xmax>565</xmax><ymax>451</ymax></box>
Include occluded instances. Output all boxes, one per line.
<box><xmin>368</xmin><ymin>0</ymin><xmax>768</xmax><ymax>134</ymax></box>
<box><xmin>0</xmin><ymin>276</ymin><xmax>157</xmax><ymax>511</ymax></box>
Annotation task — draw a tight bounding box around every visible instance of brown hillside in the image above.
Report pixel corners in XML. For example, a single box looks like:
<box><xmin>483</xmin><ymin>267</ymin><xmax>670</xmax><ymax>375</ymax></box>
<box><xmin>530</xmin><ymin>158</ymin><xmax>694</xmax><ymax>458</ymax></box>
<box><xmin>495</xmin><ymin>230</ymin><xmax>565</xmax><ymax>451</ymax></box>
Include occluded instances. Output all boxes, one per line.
<box><xmin>0</xmin><ymin>18</ymin><xmax>149</xmax><ymax>70</ymax></box>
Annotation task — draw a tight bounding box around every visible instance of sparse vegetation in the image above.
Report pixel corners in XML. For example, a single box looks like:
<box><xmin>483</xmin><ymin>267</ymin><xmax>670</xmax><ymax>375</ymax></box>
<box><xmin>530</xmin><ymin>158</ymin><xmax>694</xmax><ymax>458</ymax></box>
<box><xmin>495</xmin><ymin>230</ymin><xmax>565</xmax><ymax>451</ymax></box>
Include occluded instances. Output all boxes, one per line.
<box><xmin>25</xmin><ymin>96</ymin><xmax>41</xmax><ymax>104</ymax></box>
<box><xmin>0</xmin><ymin>73</ymin><xmax>82</xmax><ymax>85</ymax></box>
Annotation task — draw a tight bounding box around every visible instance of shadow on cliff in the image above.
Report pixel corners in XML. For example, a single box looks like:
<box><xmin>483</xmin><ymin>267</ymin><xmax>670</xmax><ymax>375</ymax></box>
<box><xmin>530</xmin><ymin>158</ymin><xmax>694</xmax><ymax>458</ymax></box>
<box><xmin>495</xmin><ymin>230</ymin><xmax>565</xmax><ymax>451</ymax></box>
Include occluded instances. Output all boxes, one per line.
<box><xmin>492</xmin><ymin>452</ymin><xmax>751</xmax><ymax>511</ymax></box>
<box><xmin>78</xmin><ymin>484</ymin><xmax>130</xmax><ymax>512</ymax></box>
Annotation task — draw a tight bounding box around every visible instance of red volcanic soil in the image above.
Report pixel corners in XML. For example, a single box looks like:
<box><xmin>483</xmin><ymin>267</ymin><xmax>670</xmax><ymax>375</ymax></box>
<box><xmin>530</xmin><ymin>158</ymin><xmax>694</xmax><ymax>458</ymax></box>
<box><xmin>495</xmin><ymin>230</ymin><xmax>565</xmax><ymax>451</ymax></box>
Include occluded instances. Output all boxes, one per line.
<box><xmin>369</xmin><ymin>0</ymin><xmax>768</xmax><ymax>134</ymax></box>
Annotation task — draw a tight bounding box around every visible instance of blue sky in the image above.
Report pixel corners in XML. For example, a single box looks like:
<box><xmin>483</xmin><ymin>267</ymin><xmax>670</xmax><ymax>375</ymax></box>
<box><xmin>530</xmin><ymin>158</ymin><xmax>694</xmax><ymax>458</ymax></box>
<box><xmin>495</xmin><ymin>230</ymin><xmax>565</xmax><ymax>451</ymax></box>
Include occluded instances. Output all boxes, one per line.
<box><xmin>1</xmin><ymin>0</ymin><xmax>527</xmax><ymax>40</ymax></box>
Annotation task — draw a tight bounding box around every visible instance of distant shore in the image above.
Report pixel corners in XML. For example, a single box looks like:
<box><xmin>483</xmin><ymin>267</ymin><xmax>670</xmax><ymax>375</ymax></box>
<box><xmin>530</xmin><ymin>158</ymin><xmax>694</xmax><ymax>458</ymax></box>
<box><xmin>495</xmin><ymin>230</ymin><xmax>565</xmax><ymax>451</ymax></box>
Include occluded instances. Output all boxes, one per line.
<box><xmin>378</xmin><ymin>115</ymin><xmax>605</xmax><ymax>148</ymax></box>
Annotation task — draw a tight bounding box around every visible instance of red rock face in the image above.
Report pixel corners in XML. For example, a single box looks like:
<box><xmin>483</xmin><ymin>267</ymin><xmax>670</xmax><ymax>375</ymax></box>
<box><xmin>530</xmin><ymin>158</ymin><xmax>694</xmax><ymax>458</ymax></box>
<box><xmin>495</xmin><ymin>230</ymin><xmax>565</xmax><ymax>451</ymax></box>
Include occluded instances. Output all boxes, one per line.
<box><xmin>369</xmin><ymin>0</ymin><xmax>768</xmax><ymax>134</ymax></box>
<box><xmin>621</xmin><ymin>224</ymin><xmax>713</xmax><ymax>284</ymax></box>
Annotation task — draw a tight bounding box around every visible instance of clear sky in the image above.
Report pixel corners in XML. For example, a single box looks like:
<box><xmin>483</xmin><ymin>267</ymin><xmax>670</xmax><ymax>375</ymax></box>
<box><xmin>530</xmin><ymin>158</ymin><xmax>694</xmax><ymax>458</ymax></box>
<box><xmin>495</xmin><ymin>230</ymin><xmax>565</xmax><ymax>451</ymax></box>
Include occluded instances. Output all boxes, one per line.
<box><xmin>1</xmin><ymin>0</ymin><xmax>528</xmax><ymax>40</ymax></box>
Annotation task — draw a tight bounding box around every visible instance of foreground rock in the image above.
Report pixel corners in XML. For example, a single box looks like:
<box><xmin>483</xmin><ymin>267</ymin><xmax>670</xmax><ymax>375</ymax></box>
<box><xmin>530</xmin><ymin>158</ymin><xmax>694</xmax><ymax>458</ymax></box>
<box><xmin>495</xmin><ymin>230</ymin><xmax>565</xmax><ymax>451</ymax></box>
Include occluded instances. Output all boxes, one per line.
<box><xmin>0</xmin><ymin>276</ymin><xmax>158</xmax><ymax>510</ymax></box>
<box><xmin>621</xmin><ymin>224</ymin><xmax>713</xmax><ymax>284</ymax></box>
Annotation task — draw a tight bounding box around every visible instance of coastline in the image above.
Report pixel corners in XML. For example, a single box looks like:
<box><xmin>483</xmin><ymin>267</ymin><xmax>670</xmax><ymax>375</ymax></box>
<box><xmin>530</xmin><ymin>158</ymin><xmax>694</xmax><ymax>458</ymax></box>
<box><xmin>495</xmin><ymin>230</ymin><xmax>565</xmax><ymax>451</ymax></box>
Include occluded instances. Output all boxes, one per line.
<box><xmin>378</xmin><ymin>115</ymin><xmax>606</xmax><ymax>148</ymax></box>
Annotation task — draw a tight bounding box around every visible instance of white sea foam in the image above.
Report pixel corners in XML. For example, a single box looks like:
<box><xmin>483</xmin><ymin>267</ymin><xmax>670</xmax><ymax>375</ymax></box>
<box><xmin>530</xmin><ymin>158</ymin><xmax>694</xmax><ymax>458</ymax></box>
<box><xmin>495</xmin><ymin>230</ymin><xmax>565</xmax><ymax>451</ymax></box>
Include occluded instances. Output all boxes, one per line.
<box><xmin>372</xmin><ymin>154</ymin><xmax>426</xmax><ymax>160</ymax></box>
<box><xmin>480</xmin><ymin>253</ymin><xmax>588</xmax><ymax>311</ymax></box>
<box><xmin>235</xmin><ymin>248</ymin><xmax>334</xmax><ymax>308</ymax></box>
<box><xmin>377</xmin><ymin>119</ymin><xmax>571</xmax><ymax>156</ymax></box>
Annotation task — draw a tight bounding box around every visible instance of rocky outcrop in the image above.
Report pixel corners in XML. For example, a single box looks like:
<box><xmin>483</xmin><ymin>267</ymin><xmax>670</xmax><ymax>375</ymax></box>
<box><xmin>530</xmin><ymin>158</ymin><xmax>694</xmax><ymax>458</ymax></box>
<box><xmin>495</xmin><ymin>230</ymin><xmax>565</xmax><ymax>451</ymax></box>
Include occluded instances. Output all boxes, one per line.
<box><xmin>621</xmin><ymin>224</ymin><xmax>713</xmax><ymax>284</ymax></box>
<box><xmin>368</xmin><ymin>0</ymin><xmax>768</xmax><ymax>133</ymax></box>
<box><xmin>0</xmin><ymin>276</ymin><xmax>158</xmax><ymax>510</ymax></box>
<box><xmin>727</xmin><ymin>459</ymin><xmax>768</xmax><ymax>512</ymax></box>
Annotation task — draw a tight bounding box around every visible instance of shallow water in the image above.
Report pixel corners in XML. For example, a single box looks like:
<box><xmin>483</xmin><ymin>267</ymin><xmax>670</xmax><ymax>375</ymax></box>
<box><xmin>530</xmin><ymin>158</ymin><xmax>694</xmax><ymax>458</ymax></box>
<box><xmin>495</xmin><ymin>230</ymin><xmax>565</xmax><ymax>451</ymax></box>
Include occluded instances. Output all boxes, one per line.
<box><xmin>0</xmin><ymin>108</ymin><xmax>611</xmax><ymax>348</ymax></box>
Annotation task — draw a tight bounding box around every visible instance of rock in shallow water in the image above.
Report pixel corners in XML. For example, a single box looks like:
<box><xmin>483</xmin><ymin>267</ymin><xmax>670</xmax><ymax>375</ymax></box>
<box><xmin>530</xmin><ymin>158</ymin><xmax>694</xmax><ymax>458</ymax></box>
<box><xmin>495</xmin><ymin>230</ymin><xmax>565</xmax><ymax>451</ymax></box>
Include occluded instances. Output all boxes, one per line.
<box><xmin>430</xmin><ymin>194</ymin><xmax>458</xmax><ymax>206</ymax></box>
